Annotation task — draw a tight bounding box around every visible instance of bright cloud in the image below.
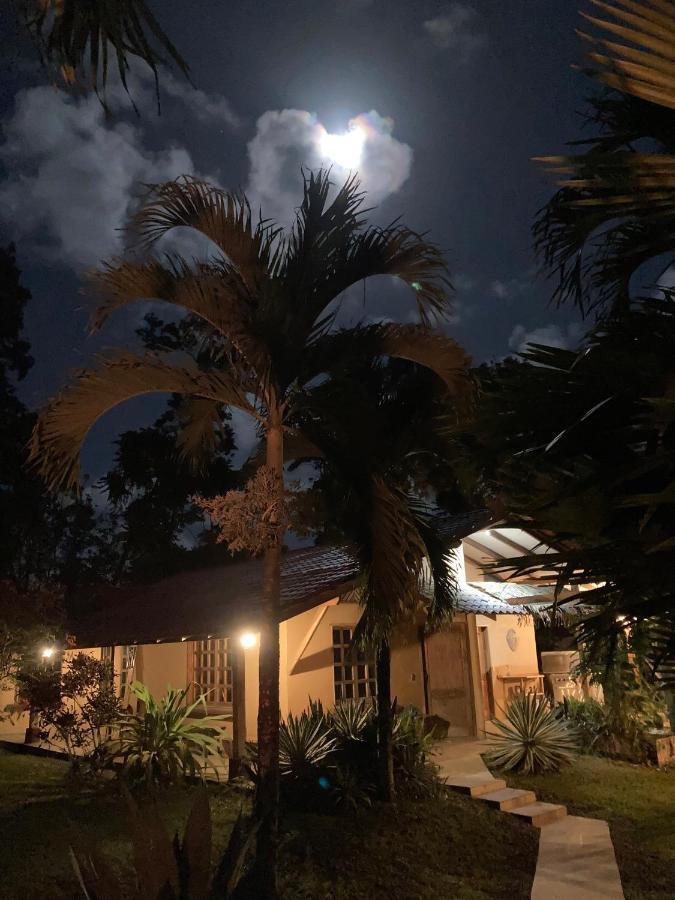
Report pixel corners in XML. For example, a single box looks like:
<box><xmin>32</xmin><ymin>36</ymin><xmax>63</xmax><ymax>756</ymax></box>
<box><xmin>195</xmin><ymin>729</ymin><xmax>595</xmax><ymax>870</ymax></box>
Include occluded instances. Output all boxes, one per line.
<box><xmin>0</xmin><ymin>70</ymin><xmax>238</xmax><ymax>271</ymax></box>
<box><xmin>423</xmin><ymin>3</ymin><xmax>487</xmax><ymax>61</ymax></box>
<box><xmin>509</xmin><ymin>322</ymin><xmax>584</xmax><ymax>354</ymax></box>
<box><xmin>246</xmin><ymin>109</ymin><xmax>413</xmax><ymax>226</ymax></box>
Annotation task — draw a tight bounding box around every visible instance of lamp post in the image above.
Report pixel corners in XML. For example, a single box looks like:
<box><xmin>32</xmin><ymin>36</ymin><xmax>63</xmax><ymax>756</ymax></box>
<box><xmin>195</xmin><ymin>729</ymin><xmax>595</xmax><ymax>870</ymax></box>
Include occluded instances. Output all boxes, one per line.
<box><xmin>24</xmin><ymin>645</ymin><xmax>57</xmax><ymax>744</ymax></box>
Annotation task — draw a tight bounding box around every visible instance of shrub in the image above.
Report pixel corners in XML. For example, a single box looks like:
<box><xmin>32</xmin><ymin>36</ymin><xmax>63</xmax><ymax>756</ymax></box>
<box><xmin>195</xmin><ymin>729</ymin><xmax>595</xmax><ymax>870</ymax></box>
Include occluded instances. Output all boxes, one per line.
<box><xmin>329</xmin><ymin>697</ymin><xmax>374</xmax><ymax>742</ymax></box>
<box><xmin>392</xmin><ymin>706</ymin><xmax>442</xmax><ymax>798</ymax></box>
<box><xmin>15</xmin><ymin>651</ymin><xmax>121</xmax><ymax>773</ymax></box>
<box><xmin>559</xmin><ymin>697</ymin><xmax>609</xmax><ymax>754</ymax></box>
<box><xmin>486</xmin><ymin>693</ymin><xmax>579</xmax><ymax>774</ymax></box>
<box><xmin>113</xmin><ymin>682</ymin><xmax>227</xmax><ymax>789</ymax></box>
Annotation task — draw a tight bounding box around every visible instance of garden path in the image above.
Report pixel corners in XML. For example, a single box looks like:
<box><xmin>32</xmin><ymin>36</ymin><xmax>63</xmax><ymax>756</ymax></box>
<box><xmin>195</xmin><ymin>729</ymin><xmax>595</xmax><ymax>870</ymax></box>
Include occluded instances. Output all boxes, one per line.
<box><xmin>431</xmin><ymin>738</ymin><xmax>625</xmax><ymax>899</ymax></box>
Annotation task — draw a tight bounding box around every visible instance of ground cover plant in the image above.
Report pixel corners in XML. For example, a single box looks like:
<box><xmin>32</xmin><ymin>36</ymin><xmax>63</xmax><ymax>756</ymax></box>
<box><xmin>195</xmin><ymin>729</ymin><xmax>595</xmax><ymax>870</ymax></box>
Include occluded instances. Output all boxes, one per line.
<box><xmin>0</xmin><ymin>747</ymin><xmax>538</xmax><ymax>899</ymax></box>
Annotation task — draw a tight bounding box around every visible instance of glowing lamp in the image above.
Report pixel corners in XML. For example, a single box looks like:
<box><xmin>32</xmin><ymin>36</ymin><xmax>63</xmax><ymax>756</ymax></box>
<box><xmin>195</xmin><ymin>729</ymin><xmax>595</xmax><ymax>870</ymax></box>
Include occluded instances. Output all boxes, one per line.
<box><xmin>240</xmin><ymin>632</ymin><xmax>257</xmax><ymax>649</ymax></box>
<box><xmin>41</xmin><ymin>646</ymin><xmax>56</xmax><ymax>660</ymax></box>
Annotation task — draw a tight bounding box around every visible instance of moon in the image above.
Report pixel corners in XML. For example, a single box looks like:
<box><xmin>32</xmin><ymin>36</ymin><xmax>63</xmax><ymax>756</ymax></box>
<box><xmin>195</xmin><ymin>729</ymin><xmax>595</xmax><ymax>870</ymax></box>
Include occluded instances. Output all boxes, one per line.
<box><xmin>319</xmin><ymin>125</ymin><xmax>366</xmax><ymax>170</ymax></box>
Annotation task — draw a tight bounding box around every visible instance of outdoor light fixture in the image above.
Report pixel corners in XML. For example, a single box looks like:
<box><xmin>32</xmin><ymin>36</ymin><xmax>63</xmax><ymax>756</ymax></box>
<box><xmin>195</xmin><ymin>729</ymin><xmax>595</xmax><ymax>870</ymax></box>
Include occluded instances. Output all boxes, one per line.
<box><xmin>41</xmin><ymin>646</ymin><xmax>56</xmax><ymax>660</ymax></box>
<box><xmin>240</xmin><ymin>632</ymin><xmax>257</xmax><ymax>649</ymax></box>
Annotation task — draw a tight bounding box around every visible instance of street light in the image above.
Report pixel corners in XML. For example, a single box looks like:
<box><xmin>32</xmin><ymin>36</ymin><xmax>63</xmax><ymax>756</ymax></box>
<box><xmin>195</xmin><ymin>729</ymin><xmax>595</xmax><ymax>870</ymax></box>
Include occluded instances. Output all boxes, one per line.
<box><xmin>41</xmin><ymin>646</ymin><xmax>56</xmax><ymax>660</ymax></box>
<box><xmin>239</xmin><ymin>632</ymin><xmax>257</xmax><ymax>649</ymax></box>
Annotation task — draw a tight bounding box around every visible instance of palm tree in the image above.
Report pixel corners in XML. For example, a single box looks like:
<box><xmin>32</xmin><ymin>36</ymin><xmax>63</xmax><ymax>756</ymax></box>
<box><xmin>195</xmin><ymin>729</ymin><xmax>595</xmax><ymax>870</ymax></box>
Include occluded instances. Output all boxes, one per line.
<box><xmin>29</xmin><ymin>169</ymin><xmax>468</xmax><ymax>895</ymax></box>
<box><xmin>18</xmin><ymin>0</ymin><xmax>189</xmax><ymax>109</ymax></box>
<box><xmin>291</xmin><ymin>359</ymin><xmax>466</xmax><ymax>799</ymax></box>
<box><xmin>534</xmin><ymin>0</ymin><xmax>675</xmax><ymax>315</ymax></box>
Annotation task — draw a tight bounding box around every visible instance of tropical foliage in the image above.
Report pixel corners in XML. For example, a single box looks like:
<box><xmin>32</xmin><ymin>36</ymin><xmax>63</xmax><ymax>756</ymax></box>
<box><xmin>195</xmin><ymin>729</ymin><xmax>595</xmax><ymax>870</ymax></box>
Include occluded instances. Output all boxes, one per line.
<box><xmin>457</xmin><ymin>2</ymin><xmax>675</xmax><ymax>687</ymax></box>
<box><xmin>71</xmin><ymin>787</ymin><xmax>257</xmax><ymax>900</ymax></box>
<box><xmin>289</xmin><ymin>358</ymin><xmax>468</xmax><ymax>798</ymax></box>
<box><xmin>113</xmin><ymin>682</ymin><xmax>227</xmax><ymax>788</ymax></box>
<box><xmin>252</xmin><ymin>699</ymin><xmax>442</xmax><ymax>812</ymax></box>
<box><xmin>486</xmin><ymin>694</ymin><xmax>579</xmax><ymax>775</ymax></box>
<box><xmin>17</xmin><ymin>0</ymin><xmax>189</xmax><ymax>108</ymax></box>
<box><xmin>28</xmin><ymin>167</ymin><xmax>466</xmax><ymax>893</ymax></box>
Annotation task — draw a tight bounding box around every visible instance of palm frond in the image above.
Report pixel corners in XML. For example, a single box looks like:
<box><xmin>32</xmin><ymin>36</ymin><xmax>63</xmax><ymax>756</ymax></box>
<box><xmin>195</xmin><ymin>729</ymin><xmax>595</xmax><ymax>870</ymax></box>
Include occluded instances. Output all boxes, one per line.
<box><xmin>24</xmin><ymin>0</ymin><xmax>189</xmax><ymax>109</ymax></box>
<box><xmin>358</xmin><ymin>477</ymin><xmax>428</xmax><ymax>644</ymax></box>
<box><xmin>173</xmin><ymin>397</ymin><xmax>227</xmax><ymax>471</ymax></box>
<box><xmin>126</xmin><ymin>176</ymin><xmax>282</xmax><ymax>288</ymax></box>
<box><xmin>581</xmin><ymin>0</ymin><xmax>675</xmax><ymax>110</ymax></box>
<box><xmin>89</xmin><ymin>256</ymin><xmax>270</xmax><ymax>379</ymax></box>
<box><xmin>29</xmin><ymin>353</ymin><xmax>257</xmax><ymax>493</ymax></box>
<box><xmin>299</xmin><ymin>323</ymin><xmax>470</xmax><ymax>397</ymax></box>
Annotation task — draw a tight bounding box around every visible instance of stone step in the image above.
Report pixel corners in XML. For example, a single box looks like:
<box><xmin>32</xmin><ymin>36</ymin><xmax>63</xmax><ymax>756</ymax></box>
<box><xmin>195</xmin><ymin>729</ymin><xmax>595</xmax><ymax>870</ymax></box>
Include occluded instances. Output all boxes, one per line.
<box><xmin>508</xmin><ymin>801</ymin><xmax>567</xmax><ymax>828</ymax></box>
<box><xmin>446</xmin><ymin>775</ymin><xmax>507</xmax><ymax>797</ymax></box>
<box><xmin>478</xmin><ymin>787</ymin><xmax>537</xmax><ymax>811</ymax></box>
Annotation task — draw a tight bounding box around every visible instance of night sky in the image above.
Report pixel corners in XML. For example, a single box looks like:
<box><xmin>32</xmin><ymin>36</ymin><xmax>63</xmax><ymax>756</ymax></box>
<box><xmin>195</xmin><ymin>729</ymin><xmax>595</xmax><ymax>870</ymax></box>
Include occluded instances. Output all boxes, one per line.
<box><xmin>1</xmin><ymin>1</ymin><xmax>588</xmax><ymax>480</ymax></box>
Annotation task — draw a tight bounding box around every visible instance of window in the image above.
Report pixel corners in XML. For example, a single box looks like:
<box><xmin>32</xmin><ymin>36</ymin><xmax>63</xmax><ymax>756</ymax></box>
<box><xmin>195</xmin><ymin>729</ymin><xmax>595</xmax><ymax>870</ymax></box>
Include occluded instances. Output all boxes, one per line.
<box><xmin>192</xmin><ymin>638</ymin><xmax>232</xmax><ymax>706</ymax></box>
<box><xmin>332</xmin><ymin>627</ymin><xmax>376</xmax><ymax>702</ymax></box>
<box><xmin>119</xmin><ymin>645</ymin><xmax>137</xmax><ymax>697</ymax></box>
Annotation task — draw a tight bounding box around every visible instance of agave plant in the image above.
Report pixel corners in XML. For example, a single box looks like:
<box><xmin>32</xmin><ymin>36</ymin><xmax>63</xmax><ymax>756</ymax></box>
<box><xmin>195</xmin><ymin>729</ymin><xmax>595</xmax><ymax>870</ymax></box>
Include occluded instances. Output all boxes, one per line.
<box><xmin>279</xmin><ymin>710</ymin><xmax>336</xmax><ymax>779</ymax></box>
<box><xmin>329</xmin><ymin>698</ymin><xmax>375</xmax><ymax>743</ymax></box>
<box><xmin>113</xmin><ymin>681</ymin><xmax>226</xmax><ymax>788</ymax></box>
<box><xmin>486</xmin><ymin>693</ymin><xmax>578</xmax><ymax>775</ymax></box>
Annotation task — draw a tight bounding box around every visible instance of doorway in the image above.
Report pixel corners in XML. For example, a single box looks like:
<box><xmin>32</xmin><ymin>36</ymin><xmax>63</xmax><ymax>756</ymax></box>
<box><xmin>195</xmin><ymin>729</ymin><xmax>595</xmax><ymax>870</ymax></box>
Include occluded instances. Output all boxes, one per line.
<box><xmin>425</xmin><ymin>622</ymin><xmax>475</xmax><ymax>736</ymax></box>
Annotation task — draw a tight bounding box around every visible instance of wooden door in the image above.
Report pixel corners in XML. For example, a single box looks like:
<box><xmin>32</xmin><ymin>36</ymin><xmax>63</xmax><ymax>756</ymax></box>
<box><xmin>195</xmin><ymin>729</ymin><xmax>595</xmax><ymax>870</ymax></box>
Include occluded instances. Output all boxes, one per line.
<box><xmin>425</xmin><ymin>623</ymin><xmax>475</xmax><ymax>736</ymax></box>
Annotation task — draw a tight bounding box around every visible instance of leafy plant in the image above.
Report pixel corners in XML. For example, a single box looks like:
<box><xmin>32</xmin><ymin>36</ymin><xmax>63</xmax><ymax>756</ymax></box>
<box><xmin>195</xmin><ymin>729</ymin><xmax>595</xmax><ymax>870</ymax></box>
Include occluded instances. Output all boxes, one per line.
<box><xmin>113</xmin><ymin>682</ymin><xmax>226</xmax><ymax>788</ymax></box>
<box><xmin>559</xmin><ymin>697</ymin><xmax>609</xmax><ymax>754</ymax></box>
<box><xmin>15</xmin><ymin>651</ymin><xmax>121</xmax><ymax>772</ymax></box>
<box><xmin>279</xmin><ymin>710</ymin><xmax>337</xmax><ymax>779</ymax></box>
<box><xmin>392</xmin><ymin>706</ymin><xmax>442</xmax><ymax>798</ymax></box>
<box><xmin>330</xmin><ymin>764</ymin><xmax>373</xmax><ymax>815</ymax></box>
<box><xmin>486</xmin><ymin>694</ymin><xmax>579</xmax><ymax>774</ymax></box>
<box><xmin>329</xmin><ymin>698</ymin><xmax>374</xmax><ymax>742</ymax></box>
<box><xmin>71</xmin><ymin>786</ymin><xmax>257</xmax><ymax>899</ymax></box>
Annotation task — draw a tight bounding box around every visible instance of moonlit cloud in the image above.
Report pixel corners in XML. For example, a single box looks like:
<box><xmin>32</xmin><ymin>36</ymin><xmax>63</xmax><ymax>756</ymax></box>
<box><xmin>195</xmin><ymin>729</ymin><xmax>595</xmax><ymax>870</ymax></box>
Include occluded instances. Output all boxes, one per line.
<box><xmin>509</xmin><ymin>322</ymin><xmax>584</xmax><ymax>354</ymax></box>
<box><xmin>246</xmin><ymin>108</ymin><xmax>413</xmax><ymax>226</ymax></box>
<box><xmin>423</xmin><ymin>3</ymin><xmax>487</xmax><ymax>61</ymax></box>
<box><xmin>0</xmin><ymin>71</ymin><xmax>239</xmax><ymax>271</ymax></box>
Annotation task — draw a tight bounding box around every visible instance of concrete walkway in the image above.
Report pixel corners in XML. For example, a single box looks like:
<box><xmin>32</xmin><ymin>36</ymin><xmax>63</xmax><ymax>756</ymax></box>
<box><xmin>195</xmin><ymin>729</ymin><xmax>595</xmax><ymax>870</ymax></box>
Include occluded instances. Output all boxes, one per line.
<box><xmin>431</xmin><ymin>739</ymin><xmax>625</xmax><ymax>899</ymax></box>
<box><xmin>532</xmin><ymin>816</ymin><xmax>624</xmax><ymax>899</ymax></box>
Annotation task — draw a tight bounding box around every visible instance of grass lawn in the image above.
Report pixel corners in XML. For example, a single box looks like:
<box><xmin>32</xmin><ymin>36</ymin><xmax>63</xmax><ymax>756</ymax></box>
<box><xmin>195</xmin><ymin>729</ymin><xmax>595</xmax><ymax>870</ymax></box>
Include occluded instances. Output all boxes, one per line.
<box><xmin>503</xmin><ymin>755</ymin><xmax>675</xmax><ymax>900</ymax></box>
<box><xmin>0</xmin><ymin>747</ymin><xmax>538</xmax><ymax>899</ymax></box>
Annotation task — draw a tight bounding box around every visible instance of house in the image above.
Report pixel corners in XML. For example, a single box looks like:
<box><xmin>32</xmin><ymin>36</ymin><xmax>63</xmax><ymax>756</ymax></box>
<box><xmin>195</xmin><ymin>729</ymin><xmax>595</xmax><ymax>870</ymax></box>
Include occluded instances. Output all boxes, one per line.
<box><xmin>2</xmin><ymin>515</ymin><xmax>560</xmax><ymax>756</ymax></box>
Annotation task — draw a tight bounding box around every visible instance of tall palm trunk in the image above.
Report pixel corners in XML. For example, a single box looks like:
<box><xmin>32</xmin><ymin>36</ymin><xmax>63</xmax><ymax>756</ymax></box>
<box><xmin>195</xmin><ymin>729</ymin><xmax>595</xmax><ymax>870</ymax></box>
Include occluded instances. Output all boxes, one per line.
<box><xmin>253</xmin><ymin>414</ymin><xmax>283</xmax><ymax>898</ymax></box>
<box><xmin>376</xmin><ymin>638</ymin><xmax>395</xmax><ymax>801</ymax></box>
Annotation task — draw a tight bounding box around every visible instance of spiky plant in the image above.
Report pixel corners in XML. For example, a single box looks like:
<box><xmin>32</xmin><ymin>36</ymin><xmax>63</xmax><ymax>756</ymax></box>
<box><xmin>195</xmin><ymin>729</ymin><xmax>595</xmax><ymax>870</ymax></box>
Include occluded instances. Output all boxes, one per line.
<box><xmin>113</xmin><ymin>682</ymin><xmax>227</xmax><ymax>788</ymax></box>
<box><xmin>279</xmin><ymin>710</ymin><xmax>337</xmax><ymax>779</ymax></box>
<box><xmin>329</xmin><ymin>698</ymin><xmax>374</xmax><ymax>742</ymax></box>
<box><xmin>486</xmin><ymin>694</ymin><xmax>578</xmax><ymax>775</ymax></box>
<box><xmin>29</xmin><ymin>168</ymin><xmax>468</xmax><ymax>895</ymax></box>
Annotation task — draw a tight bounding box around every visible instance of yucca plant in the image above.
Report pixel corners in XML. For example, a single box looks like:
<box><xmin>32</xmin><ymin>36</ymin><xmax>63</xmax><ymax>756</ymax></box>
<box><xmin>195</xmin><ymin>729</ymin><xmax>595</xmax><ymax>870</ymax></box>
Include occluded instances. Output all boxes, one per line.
<box><xmin>486</xmin><ymin>693</ymin><xmax>579</xmax><ymax>775</ymax></box>
<box><xmin>278</xmin><ymin>710</ymin><xmax>336</xmax><ymax>779</ymax></box>
<box><xmin>113</xmin><ymin>681</ymin><xmax>226</xmax><ymax>788</ymax></box>
<box><xmin>329</xmin><ymin>698</ymin><xmax>374</xmax><ymax>743</ymax></box>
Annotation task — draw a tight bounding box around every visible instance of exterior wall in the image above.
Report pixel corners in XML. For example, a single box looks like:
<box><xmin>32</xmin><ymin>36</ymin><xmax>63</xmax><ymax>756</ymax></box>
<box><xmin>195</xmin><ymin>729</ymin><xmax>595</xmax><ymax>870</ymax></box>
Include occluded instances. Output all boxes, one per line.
<box><xmin>476</xmin><ymin>612</ymin><xmax>539</xmax><ymax>733</ymax></box>
<box><xmin>284</xmin><ymin>601</ymin><xmax>425</xmax><ymax>717</ymax></box>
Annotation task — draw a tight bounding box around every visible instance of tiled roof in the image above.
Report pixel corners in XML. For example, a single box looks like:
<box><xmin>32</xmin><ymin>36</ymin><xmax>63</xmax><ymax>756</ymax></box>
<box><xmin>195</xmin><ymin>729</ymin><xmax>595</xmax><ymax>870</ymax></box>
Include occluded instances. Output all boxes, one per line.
<box><xmin>68</xmin><ymin>511</ymin><xmax>524</xmax><ymax>648</ymax></box>
<box><xmin>467</xmin><ymin>581</ymin><xmax>554</xmax><ymax>604</ymax></box>
<box><xmin>70</xmin><ymin>544</ymin><xmax>362</xmax><ymax>648</ymax></box>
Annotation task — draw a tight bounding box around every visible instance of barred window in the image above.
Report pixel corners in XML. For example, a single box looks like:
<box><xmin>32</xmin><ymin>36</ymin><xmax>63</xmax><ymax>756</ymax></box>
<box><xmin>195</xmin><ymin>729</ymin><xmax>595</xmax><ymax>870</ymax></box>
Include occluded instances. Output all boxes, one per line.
<box><xmin>332</xmin><ymin>627</ymin><xmax>376</xmax><ymax>702</ymax></box>
<box><xmin>192</xmin><ymin>638</ymin><xmax>232</xmax><ymax>706</ymax></box>
<box><xmin>120</xmin><ymin>645</ymin><xmax>137</xmax><ymax>696</ymax></box>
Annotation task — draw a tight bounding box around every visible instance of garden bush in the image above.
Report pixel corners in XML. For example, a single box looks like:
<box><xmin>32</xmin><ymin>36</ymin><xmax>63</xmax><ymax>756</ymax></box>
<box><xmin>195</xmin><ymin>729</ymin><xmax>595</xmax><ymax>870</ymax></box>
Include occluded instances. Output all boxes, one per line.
<box><xmin>15</xmin><ymin>651</ymin><xmax>121</xmax><ymax>774</ymax></box>
<box><xmin>113</xmin><ymin>682</ymin><xmax>228</xmax><ymax>789</ymax></box>
<box><xmin>257</xmin><ymin>698</ymin><xmax>442</xmax><ymax>813</ymax></box>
